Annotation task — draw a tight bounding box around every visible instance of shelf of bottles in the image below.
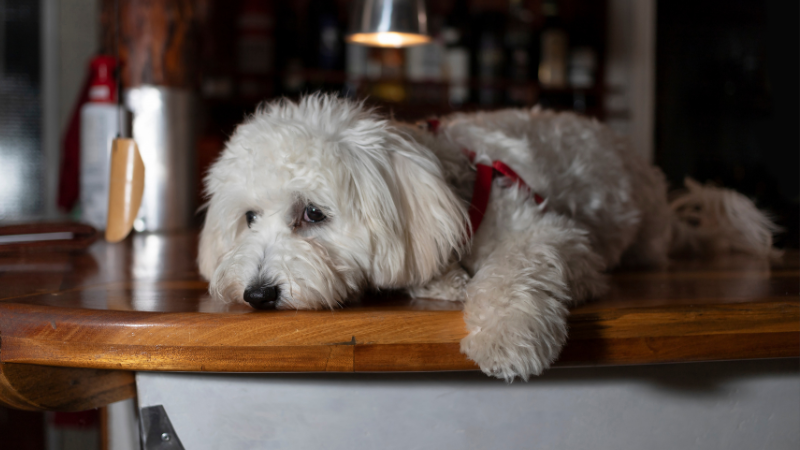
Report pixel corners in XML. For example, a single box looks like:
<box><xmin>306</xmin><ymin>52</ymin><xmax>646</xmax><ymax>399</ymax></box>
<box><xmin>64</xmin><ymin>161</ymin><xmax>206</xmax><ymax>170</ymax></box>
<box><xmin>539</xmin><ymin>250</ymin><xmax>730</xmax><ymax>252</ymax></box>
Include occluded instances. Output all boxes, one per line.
<box><xmin>197</xmin><ymin>0</ymin><xmax>606</xmax><ymax>134</ymax></box>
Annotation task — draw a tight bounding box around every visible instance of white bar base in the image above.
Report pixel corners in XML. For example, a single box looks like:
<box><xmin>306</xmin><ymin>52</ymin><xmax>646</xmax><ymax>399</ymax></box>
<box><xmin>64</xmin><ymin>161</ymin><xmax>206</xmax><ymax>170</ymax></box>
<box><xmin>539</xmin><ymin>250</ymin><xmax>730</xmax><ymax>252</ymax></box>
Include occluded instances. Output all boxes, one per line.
<box><xmin>135</xmin><ymin>359</ymin><xmax>799</xmax><ymax>450</ymax></box>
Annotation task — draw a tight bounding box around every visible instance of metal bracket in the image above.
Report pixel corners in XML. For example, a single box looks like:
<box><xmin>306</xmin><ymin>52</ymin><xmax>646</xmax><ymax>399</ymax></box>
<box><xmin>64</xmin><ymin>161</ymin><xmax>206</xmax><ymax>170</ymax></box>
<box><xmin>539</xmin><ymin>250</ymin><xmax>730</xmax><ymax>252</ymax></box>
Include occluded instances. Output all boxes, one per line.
<box><xmin>140</xmin><ymin>405</ymin><xmax>186</xmax><ymax>450</ymax></box>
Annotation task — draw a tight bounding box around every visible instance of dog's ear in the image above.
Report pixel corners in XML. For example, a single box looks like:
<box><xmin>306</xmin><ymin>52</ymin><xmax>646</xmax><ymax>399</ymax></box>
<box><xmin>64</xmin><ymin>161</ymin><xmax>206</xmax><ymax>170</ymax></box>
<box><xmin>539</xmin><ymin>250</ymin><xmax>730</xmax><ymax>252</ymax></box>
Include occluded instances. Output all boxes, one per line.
<box><xmin>198</xmin><ymin>192</ymin><xmax>241</xmax><ymax>281</ymax></box>
<box><xmin>388</xmin><ymin>132</ymin><xmax>469</xmax><ymax>285</ymax></box>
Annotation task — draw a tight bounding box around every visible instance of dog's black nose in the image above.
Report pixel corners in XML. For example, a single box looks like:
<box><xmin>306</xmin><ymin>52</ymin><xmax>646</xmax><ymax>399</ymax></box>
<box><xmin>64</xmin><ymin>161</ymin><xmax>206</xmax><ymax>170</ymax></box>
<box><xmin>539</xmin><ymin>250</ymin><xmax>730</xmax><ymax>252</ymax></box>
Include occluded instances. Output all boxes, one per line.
<box><xmin>243</xmin><ymin>285</ymin><xmax>280</xmax><ymax>310</ymax></box>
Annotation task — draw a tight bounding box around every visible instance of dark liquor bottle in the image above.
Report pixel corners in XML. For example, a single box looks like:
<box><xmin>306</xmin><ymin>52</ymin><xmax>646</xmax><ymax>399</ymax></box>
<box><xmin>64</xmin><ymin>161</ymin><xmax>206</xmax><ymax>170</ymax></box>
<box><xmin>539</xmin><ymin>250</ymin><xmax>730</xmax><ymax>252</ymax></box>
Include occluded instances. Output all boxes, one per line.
<box><xmin>538</xmin><ymin>0</ymin><xmax>568</xmax><ymax>89</ymax></box>
<box><xmin>443</xmin><ymin>0</ymin><xmax>471</xmax><ymax>106</ymax></box>
<box><xmin>275</xmin><ymin>3</ymin><xmax>305</xmax><ymax>97</ymax></box>
<box><xmin>472</xmin><ymin>9</ymin><xmax>506</xmax><ymax>106</ymax></box>
<box><xmin>305</xmin><ymin>0</ymin><xmax>344</xmax><ymax>93</ymax></box>
<box><xmin>406</xmin><ymin>14</ymin><xmax>445</xmax><ymax>105</ymax></box>
<box><xmin>372</xmin><ymin>48</ymin><xmax>407</xmax><ymax>103</ymax></box>
<box><xmin>505</xmin><ymin>0</ymin><xmax>536</xmax><ymax>105</ymax></box>
<box><xmin>236</xmin><ymin>0</ymin><xmax>275</xmax><ymax>99</ymax></box>
<box><xmin>343</xmin><ymin>42</ymin><xmax>367</xmax><ymax>98</ymax></box>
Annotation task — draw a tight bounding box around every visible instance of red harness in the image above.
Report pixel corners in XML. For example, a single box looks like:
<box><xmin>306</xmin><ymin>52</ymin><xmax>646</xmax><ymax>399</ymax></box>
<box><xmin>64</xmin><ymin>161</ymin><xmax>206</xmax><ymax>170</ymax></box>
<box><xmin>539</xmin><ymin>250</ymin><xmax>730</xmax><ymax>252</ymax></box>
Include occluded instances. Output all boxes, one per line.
<box><xmin>424</xmin><ymin>119</ymin><xmax>546</xmax><ymax>238</ymax></box>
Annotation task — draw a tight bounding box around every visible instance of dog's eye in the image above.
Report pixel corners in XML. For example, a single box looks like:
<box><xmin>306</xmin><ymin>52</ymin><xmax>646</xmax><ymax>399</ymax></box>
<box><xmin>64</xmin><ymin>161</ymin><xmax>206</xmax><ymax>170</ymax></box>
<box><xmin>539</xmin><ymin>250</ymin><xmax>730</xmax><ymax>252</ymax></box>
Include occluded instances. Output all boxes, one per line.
<box><xmin>245</xmin><ymin>210</ymin><xmax>257</xmax><ymax>228</ymax></box>
<box><xmin>303</xmin><ymin>204</ymin><xmax>326</xmax><ymax>223</ymax></box>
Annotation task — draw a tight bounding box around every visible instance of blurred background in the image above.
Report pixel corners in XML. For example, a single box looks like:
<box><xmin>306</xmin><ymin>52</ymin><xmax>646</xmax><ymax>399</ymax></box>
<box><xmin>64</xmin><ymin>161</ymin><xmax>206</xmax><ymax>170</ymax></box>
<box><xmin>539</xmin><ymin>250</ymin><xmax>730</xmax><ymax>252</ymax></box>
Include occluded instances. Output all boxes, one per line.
<box><xmin>0</xmin><ymin>1</ymin><xmax>797</xmax><ymax>448</ymax></box>
<box><xmin>0</xmin><ymin>0</ymin><xmax>797</xmax><ymax>242</ymax></box>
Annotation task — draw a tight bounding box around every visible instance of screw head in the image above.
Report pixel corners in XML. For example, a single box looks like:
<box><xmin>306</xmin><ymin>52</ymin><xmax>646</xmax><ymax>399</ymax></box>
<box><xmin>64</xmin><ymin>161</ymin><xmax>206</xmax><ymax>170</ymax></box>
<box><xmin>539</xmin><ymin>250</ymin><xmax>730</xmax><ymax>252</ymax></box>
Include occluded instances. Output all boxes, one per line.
<box><xmin>161</xmin><ymin>432</ymin><xmax>171</xmax><ymax>441</ymax></box>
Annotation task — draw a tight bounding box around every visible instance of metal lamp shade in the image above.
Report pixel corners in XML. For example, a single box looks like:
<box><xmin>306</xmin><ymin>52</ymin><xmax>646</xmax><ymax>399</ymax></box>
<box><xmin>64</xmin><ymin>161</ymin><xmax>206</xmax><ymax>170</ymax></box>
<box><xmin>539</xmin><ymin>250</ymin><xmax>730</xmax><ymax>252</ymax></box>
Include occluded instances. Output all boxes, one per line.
<box><xmin>346</xmin><ymin>0</ymin><xmax>431</xmax><ymax>47</ymax></box>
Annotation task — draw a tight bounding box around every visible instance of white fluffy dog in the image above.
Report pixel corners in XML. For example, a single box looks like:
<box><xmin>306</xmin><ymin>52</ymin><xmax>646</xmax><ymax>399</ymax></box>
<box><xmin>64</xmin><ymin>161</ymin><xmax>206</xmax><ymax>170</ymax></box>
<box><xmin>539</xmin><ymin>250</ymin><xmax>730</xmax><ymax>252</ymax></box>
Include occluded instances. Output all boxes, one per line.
<box><xmin>199</xmin><ymin>94</ymin><xmax>778</xmax><ymax>381</ymax></box>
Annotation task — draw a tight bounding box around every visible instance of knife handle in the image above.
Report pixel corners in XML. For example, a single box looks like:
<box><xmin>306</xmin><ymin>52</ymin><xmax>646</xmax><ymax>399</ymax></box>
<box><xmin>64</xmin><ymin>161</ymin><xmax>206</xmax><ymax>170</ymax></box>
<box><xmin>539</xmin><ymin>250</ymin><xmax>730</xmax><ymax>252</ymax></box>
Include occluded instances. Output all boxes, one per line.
<box><xmin>105</xmin><ymin>138</ymin><xmax>145</xmax><ymax>243</ymax></box>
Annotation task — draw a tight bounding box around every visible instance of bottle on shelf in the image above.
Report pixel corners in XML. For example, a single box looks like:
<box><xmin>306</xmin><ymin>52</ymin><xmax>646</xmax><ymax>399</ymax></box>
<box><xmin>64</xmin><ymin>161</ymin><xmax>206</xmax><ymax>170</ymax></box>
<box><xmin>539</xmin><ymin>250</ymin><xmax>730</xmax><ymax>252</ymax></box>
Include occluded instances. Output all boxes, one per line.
<box><xmin>80</xmin><ymin>56</ymin><xmax>125</xmax><ymax>230</ymax></box>
<box><xmin>505</xmin><ymin>0</ymin><xmax>537</xmax><ymax>106</ymax></box>
<box><xmin>372</xmin><ymin>48</ymin><xmax>407</xmax><ymax>103</ymax></box>
<box><xmin>443</xmin><ymin>0</ymin><xmax>471</xmax><ymax>106</ymax></box>
<box><xmin>275</xmin><ymin>2</ymin><xmax>305</xmax><ymax>97</ymax></box>
<box><xmin>305</xmin><ymin>0</ymin><xmax>345</xmax><ymax>93</ymax></box>
<box><xmin>344</xmin><ymin>43</ymin><xmax>367</xmax><ymax>98</ymax></box>
<box><xmin>472</xmin><ymin>8</ymin><xmax>506</xmax><ymax>106</ymax></box>
<box><xmin>538</xmin><ymin>0</ymin><xmax>568</xmax><ymax>89</ymax></box>
<box><xmin>406</xmin><ymin>14</ymin><xmax>445</xmax><ymax>105</ymax></box>
<box><xmin>236</xmin><ymin>0</ymin><xmax>275</xmax><ymax>99</ymax></box>
<box><xmin>366</xmin><ymin>47</ymin><xmax>383</xmax><ymax>81</ymax></box>
<box><xmin>199</xmin><ymin>1</ymin><xmax>235</xmax><ymax>100</ymax></box>
<box><xmin>568</xmin><ymin>47</ymin><xmax>597</xmax><ymax>89</ymax></box>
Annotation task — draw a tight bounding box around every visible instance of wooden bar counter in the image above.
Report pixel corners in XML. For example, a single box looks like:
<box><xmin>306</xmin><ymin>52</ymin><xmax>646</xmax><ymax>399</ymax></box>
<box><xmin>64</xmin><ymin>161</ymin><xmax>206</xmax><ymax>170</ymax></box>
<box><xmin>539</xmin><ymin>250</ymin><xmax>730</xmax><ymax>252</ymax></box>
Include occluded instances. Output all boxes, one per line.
<box><xmin>0</xmin><ymin>232</ymin><xmax>797</xmax><ymax>411</ymax></box>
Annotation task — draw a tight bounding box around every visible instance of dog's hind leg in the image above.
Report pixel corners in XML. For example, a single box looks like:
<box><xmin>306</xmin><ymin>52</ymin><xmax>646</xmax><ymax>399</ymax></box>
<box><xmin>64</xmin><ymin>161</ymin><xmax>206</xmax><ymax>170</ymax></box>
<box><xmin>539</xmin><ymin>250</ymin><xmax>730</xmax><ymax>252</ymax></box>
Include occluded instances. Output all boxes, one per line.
<box><xmin>459</xmin><ymin>216</ymin><xmax>607</xmax><ymax>381</ymax></box>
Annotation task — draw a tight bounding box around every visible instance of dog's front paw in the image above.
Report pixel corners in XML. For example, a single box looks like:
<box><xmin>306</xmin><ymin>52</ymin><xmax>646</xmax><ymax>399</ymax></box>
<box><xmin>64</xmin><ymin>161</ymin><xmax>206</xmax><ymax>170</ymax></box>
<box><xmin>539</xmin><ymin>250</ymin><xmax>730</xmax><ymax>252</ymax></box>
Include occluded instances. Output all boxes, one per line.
<box><xmin>460</xmin><ymin>305</ymin><xmax>568</xmax><ymax>381</ymax></box>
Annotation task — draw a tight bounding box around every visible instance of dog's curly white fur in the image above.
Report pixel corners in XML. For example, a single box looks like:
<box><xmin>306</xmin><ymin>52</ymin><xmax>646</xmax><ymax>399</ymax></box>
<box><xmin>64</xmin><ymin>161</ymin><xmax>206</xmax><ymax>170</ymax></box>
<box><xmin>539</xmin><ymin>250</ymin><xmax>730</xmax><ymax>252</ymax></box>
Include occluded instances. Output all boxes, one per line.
<box><xmin>199</xmin><ymin>94</ymin><xmax>778</xmax><ymax>381</ymax></box>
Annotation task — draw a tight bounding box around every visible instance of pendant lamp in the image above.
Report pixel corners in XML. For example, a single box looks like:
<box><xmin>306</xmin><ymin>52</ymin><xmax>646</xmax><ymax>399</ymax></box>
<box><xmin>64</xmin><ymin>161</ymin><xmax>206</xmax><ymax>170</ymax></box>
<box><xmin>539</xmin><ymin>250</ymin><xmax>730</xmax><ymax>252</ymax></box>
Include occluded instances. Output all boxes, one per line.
<box><xmin>346</xmin><ymin>0</ymin><xmax>430</xmax><ymax>47</ymax></box>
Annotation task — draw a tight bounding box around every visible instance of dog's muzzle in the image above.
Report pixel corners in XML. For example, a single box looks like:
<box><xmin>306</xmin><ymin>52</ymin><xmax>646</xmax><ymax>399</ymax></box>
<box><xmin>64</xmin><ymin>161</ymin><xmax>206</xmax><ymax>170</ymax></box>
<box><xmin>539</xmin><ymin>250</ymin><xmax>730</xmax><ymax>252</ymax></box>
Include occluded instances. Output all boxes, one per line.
<box><xmin>243</xmin><ymin>285</ymin><xmax>280</xmax><ymax>310</ymax></box>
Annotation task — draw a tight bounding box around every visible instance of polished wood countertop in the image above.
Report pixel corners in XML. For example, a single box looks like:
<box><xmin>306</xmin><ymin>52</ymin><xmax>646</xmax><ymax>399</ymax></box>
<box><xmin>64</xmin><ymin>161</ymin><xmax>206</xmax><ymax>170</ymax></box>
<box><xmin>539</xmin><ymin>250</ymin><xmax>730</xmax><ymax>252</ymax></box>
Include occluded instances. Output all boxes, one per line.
<box><xmin>0</xmin><ymin>232</ymin><xmax>797</xmax><ymax>411</ymax></box>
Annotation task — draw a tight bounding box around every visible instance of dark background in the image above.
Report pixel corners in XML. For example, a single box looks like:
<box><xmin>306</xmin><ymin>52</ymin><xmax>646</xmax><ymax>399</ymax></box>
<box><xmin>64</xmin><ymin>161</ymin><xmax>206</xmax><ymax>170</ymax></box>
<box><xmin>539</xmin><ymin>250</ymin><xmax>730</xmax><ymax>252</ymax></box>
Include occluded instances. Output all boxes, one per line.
<box><xmin>656</xmin><ymin>0</ymin><xmax>799</xmax><ymax>247</ymax></box>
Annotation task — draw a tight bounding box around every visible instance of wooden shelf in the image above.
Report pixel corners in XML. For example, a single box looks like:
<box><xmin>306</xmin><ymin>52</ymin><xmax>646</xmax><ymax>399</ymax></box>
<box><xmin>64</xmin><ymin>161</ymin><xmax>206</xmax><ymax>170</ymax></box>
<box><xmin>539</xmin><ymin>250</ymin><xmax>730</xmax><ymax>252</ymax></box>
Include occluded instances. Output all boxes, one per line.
<box><xmin>0</xmin><ymin>232</ymin><xmax>797</xmax><ymax>411</ymax></box>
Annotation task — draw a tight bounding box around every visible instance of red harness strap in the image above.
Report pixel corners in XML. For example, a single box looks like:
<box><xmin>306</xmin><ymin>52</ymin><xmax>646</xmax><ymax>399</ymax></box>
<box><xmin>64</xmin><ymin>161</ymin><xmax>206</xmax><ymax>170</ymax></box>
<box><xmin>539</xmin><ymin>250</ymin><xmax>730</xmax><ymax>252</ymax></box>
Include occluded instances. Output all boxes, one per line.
<box><xmin>462</xmin><ymin>149</ymin><xmax>546</xmax><ymax>237</ymax></box>
<box><xmin>422</xmin><ymin>119</ymin><xmax>546</xmax><ymax>238</ymax></box>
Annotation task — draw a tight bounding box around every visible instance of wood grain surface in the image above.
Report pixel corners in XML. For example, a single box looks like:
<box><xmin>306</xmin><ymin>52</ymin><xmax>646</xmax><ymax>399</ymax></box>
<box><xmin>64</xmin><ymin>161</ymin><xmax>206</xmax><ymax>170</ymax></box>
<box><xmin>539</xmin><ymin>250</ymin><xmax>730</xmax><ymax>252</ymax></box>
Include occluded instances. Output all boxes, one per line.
<box><xmin>100</xmin><ymin>0</ymin><xmax>201</xmax><ymax>88</ymax></box>
<box><xmin>0</xmin><ymin>233</ymin><xmax>797</xmax><ymax>410</ymax></box>
<box><xmin>0</xmin><ymin>363</ymin><xmax>134</xmax><ymax>412</ymax></box>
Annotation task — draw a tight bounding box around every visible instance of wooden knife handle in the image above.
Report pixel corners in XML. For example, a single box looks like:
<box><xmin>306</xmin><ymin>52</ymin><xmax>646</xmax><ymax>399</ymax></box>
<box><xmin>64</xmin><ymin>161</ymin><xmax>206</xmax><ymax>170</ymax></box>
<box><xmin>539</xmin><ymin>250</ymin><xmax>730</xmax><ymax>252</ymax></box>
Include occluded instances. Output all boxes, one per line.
<box><xmin>105</xmin><ymin>138</ymin><xmax>145</xmax><ymax>243</ymax></box>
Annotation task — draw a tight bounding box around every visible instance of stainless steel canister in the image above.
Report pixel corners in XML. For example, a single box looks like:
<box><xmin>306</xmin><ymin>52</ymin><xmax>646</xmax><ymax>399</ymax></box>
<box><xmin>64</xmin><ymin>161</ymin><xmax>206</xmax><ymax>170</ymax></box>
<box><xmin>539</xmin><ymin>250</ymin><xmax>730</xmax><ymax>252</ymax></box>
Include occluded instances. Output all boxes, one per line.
<box><xmin>125</xmin><ymin>86</ymin><xmax>196</xmax><ymax>232</ymax></box>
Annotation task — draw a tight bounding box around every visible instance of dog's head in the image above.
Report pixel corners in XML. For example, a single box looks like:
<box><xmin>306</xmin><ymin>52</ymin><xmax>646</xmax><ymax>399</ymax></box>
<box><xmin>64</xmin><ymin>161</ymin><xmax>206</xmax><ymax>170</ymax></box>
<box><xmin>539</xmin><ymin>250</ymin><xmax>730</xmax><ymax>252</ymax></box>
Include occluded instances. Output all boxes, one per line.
<box><xmin>198</xmin><ymin>95</ymin><xmax>468</xmax><ymax>309</ymax></box>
